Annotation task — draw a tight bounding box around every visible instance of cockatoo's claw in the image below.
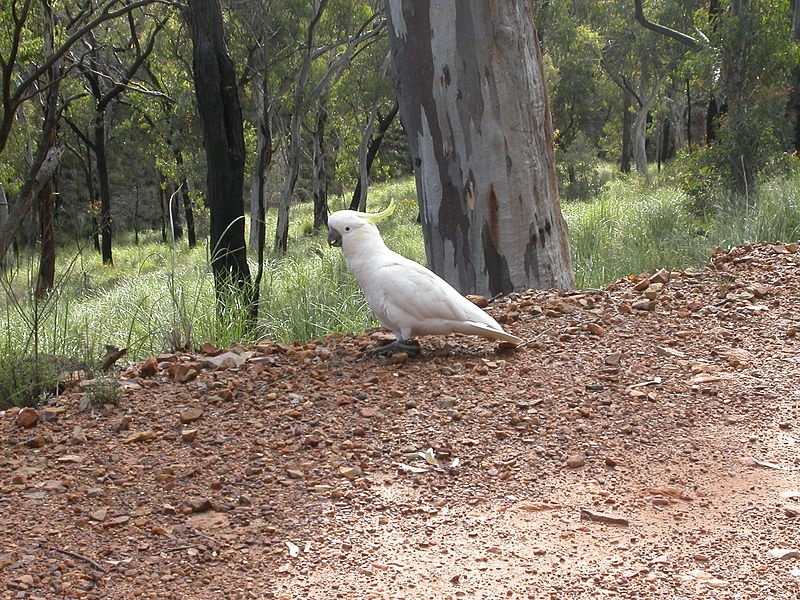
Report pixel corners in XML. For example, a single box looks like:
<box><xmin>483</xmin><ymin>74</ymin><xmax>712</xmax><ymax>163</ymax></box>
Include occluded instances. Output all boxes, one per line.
<box><xmin>370</xmin><ymin>339</ymin><xmax>421</xmax><ymax>356</ymax></box>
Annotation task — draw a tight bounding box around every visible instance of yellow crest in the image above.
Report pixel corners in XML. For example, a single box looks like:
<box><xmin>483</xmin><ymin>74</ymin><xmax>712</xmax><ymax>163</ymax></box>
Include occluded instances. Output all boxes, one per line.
<box><xmin>360</xmin><ymin>199</ymin><xmax>396</xmax><ymax>224</ymax></box>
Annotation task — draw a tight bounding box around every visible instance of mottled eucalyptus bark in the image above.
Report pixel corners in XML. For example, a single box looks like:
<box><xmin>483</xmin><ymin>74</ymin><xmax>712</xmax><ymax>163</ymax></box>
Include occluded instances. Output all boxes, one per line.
<box><xmin>386</xmin><ymin>0</ymin><xmax>574</xmax><ymax>297</ymax></box>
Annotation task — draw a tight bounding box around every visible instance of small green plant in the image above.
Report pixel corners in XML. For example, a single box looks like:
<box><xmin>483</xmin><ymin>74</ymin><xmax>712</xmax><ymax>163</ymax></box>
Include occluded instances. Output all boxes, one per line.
<box><xmin>83</xmin><ymin>377</ymin><xmax>122</xmax><ymax>409</ymax></box>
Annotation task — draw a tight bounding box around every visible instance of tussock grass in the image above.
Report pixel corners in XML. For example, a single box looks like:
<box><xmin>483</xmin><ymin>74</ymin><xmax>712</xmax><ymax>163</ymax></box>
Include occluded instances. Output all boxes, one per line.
<box><xmin>1</xmin><ymin>171</ymin><xmax>798</xmax><ymax>406</ymax></box>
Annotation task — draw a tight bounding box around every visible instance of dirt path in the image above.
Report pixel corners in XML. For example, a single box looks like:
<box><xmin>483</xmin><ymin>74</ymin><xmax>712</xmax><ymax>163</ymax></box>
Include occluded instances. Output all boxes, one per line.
<box><xmin>1</xmin><ymin>243</ymin><xmax>799</xmax><ymax>599</ymax></box>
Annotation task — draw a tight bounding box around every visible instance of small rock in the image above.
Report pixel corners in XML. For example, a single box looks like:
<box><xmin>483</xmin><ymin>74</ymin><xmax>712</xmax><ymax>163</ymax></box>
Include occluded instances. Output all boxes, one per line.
<box><xmin>180</xmin><ymin>408</ymin><xmax>204</xmax><ymax>424</ymax></box>
<box><xmin>390</xmin><ymin>352</ymin><xmax>409</xmax><ymax>364</ymax></box>
<box><xmin>40</xmin><ymin>406</ymin><xmax>66</xmax><ymax>422</ymax></box>
<box><xmin>586</xmin><ymin>323</ymin><xmax>605</xmax><ymax>336</ymax></box>
<box><xmin>466</xmin><ymin>295</ymin><xmax>489</xmax><ymax>308</ymax></box>
<box><xmin>286</xmin><ymin>469</ymin><xmax>304</xmax><ymax>479</ymax></box>
<box><xmin>123</xmin><ymin>430</ymin><xmax>157</xmax><ymax>443</ymax></box>
<box><xmin>16</xmin><ymin>407</ymin><xmax>39</xmax><ymax>428</ymax></box>
<box><xmin>649</xmin><ymin>268</ymin><xmax>671</xmax><ymax>284</ymax></box>
<box><xmin>181</xmin><ymin>429</ymin><xmax>198</xmax><ymax>443</ymax></box>
<box><xmin>168</xmin><ymin>363</ymin><xmax>199</xmax><ymax>383</ymax></box>
<box><xmin>104</xmin><ymin>515</ymin><xmax>131</xmax><ymax>527</ymax></box>
<box><xmin>579</xmin><ymin>508</ymin><xmax>629</xmax><ymax>526</ymax></box>
<box><xmin>188</xmin><ymin>498</ymin><xmax>212</xmax><ymax>513</ymax></box>
<box><xmin>89</xmin><ymin>509</ymin><xmax>108</xmax><ymax>522</ymax></box>
<box><xmin>86</xmin><ymin>487</ymin><xmax>103</xmax><ymax>498</ymax></box>
<box><xmin>25</xmin><ymin>435</ymin><xmax>47</xmax><ymax>448</ymax></box>
<box><xmin>359</xmin><ymin>407</ymin><xmax>379</xmax><ymax>418</ymax></box>
<box><xmin>632</xmin><ymin>300</ymin><xmax>657</xmax><ymax>312</ymax></box>
<box><xmin>139</xmin><ymin>357</ymin><xmax>158</xmax><ymax>377</ymax></box>
<box><xmin>565</xmin><ymin>454</ymin><xmax>586</xmax><ymax>469</ymax></box>
<box><xmin>303</xmin><ymin>435</ymin><xmax>322</xmax><ymax>447</ymax></box>
<box><xmin>200</xmin><ymin>352</ymin><xmax>246</xmax><ymax>370</ymax></box>
<box><xmin>655</xmin><ymin>346</ymin><xmax>684</xmax><ymax>358</ymax></box>
<box><xmin>56</xmin><ymin>454</ymin><xmax>83</xmax><ymax>464</ymax></box>
<box><xmin>338</xmin><ymin>466</ymin><xmax>361</xmax><ymax>480</ymax></box>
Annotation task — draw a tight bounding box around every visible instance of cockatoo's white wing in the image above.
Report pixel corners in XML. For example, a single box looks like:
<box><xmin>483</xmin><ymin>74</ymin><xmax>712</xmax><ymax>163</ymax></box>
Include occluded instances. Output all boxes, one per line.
<box><xmin>368</xmin><ymin>251</ymin><xmax>522</xmax><ymax>345</ymax></box>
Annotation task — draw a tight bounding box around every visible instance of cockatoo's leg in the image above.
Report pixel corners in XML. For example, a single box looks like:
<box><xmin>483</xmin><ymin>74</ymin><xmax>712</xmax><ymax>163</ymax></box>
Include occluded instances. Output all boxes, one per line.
<box><xmin>370</xmin><ymin>339</ymin><xmax>421</xmax><ymax>356</ymax></box>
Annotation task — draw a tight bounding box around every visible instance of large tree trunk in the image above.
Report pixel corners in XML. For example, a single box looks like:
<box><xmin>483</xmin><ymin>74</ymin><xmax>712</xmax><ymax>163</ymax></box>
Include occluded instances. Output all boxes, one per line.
<box><xmin>386</xmin><ymin>0</ymin><xmax>574</xmax><ymax>296</ymax></box>
<box><xmin>632</xmin><ymin>73</ymin><xmax>660</xmax><ymax>178</ymax></box>
<box><xmin>187</xmin><ymin>0</ymin><xmax>254</xmax><ymax>315</ymax></box>
<box><xmin>789</xmin><ymin>0</ymin><xmax>800</xmax><ymax>152</ymax></box>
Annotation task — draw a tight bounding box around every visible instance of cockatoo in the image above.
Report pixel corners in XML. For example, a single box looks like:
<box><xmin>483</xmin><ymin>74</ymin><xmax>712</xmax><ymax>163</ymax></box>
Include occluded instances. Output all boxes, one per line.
<box><xmin>326</xmin><ymin>200</ymin><xmax>523</xmax><ymax>355</ymax></box>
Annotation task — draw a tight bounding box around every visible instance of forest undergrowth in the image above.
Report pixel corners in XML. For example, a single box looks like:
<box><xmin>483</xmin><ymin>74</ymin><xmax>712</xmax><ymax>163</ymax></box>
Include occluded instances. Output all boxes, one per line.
<box><xmin>1</xmin><ymin>171</ymin><xmax>799</xmax><ymax>406</ymax></box>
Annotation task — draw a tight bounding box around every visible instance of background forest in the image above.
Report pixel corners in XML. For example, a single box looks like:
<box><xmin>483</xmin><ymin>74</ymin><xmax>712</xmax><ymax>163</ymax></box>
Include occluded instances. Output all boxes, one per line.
<box><xmin>0</xmin><ymin>0</ymin><xmax>798</xmax><ymax>405</ymax></box>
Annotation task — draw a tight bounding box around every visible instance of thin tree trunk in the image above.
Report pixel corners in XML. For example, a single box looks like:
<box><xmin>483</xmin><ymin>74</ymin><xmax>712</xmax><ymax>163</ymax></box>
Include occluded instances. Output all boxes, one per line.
<box><xmin>94</xmin><ymin>114</ymin><xmax>113</xmax><ymax>264</ymax></box>
<box><xmin>35</xmin><ymin>0</ymin><xmax>61</xmax><ymax>297</ymax></box>
<box><xmin>350</xmin><ymin>102</ymin><xmax>399</xmax><ymax>211</ymax></box>
<box><xmin>0</xmin><ymin>183</ymin><xmax>9</xmax><ymax>271</ymax></box>
<box><xmin>621</xmin><ymin>88</ymin><xmax>632</xmax><ymax>173</ymax></box>
<box><xmin>686</xmin><ymin>79</ymin><xmax>692</xmax><ymax>152</ymax></box>
<box><xmin>173</xmin><ymin>149</ymin><xmax>196</xmax><ymax>247</ymax></box>
<box><xmin>249</xmin><ymin>73</ymin><xmax>271</xmax><ymax>252</ymax></box>
<box><xmin>311</xmin><ymin>92</ymin><xmax>329</xmax><ymax>233</ymax></box>
<box><xmin>386</xmin><ymin>0</ymin><xmax>574</xmax><ymax>296</ymax></box>
<box><xmin>274</xmin><ymin>1</ymin><xmax>329</xmax><ymax>254</ymax></box>
<box><xmin>134</xmin><ymin>184</ymin><xmax>140</xmax><ymax>245</ymax></box>
<box><xmin>169</xmin><ymin>183</ymin><xmax>183</xmax><ymax>241</ymax></box>
<box><xmin>158</xmin><ymin>176</ymin><xmax>167</xmax><ymax>243</ymax></box>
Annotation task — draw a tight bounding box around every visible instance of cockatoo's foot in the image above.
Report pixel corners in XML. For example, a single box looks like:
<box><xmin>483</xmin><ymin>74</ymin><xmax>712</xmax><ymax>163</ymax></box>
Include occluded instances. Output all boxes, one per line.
<box><xmin>370</xmin><ymin>339</ymin><xmax>421</xmax><ymax>356</ymax></box>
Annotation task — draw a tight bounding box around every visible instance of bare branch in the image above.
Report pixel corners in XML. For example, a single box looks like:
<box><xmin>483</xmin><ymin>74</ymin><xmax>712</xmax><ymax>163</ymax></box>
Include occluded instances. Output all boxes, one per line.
<box><xmin>633</xmin><ymin>0</ymin><xmax>699</xmax><ymax>49</ymax></box>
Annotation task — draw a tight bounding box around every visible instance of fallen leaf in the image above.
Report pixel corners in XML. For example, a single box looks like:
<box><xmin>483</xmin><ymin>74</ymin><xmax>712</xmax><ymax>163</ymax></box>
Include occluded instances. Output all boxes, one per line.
<box><xmin>629</xmin><ymin>377</ymin><xmax>662</xmax><ymax>389</ymax></box>
<box><xmin>396</xmin><ymin>462</ymin><xmax>428</xmax><ymax>474</ymax></box>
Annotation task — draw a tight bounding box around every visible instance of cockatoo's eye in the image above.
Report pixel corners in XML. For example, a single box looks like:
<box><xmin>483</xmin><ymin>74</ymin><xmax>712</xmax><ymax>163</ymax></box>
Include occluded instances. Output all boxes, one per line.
<box><xmin>345</xmin><ymin>226</ymin><xmax>351</xmax><ymax>231</ymax></box>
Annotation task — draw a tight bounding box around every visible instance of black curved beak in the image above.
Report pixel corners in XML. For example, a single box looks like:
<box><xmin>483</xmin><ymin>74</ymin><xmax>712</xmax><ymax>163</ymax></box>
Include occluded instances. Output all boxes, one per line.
<box><xmin>327</xmin><ymin>228</ymin><xmax>342</xmax><ymax>248</ymax></box>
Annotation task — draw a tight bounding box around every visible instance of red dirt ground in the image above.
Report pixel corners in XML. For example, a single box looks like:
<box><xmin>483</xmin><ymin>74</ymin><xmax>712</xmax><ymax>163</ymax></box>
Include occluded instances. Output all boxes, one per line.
<box><xmin>1</xmin><ymin>242</ymin><xmax>799</xmax><ymax>600</ymax></box>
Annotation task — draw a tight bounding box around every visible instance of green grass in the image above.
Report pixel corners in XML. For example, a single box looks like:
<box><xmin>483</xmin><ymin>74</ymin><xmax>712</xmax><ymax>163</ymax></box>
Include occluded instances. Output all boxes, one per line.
<box><xmin>563</xmin><ymin>171</ymin><xmax>800</xmax><ymax>288</ymax></box>
<box><xmin>2</xmin><ymin>170</ymin><xmax>799</xmax><ymax>407</ymax></box>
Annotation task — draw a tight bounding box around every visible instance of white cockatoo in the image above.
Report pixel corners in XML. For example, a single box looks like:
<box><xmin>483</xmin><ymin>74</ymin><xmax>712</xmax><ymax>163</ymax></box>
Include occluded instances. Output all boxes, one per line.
<box><xmin>327</xmin><ymin>200</ymin><xmax>523</xmax><ymax>354</ymax></box>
